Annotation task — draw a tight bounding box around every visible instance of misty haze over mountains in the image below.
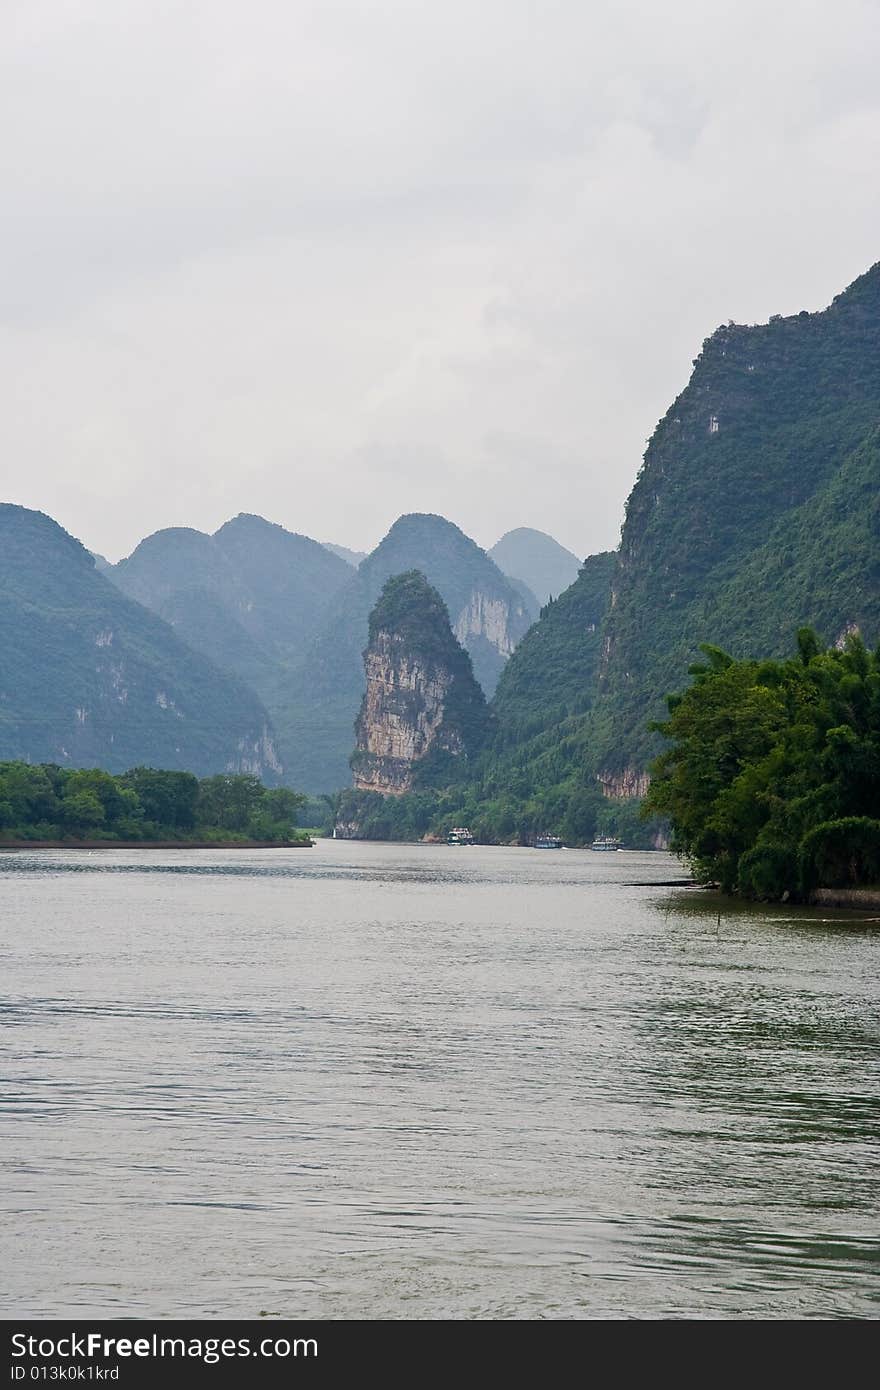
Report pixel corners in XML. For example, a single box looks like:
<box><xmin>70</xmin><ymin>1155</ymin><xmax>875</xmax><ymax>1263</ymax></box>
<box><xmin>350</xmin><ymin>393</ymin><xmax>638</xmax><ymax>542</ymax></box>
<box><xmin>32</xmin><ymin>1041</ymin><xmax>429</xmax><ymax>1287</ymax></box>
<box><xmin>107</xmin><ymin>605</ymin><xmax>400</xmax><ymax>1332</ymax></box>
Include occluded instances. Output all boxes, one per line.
<box><xmin>0</xmin><ymin>501</ymin><xmax>567</xmax><ymax>790</ymax></box>
<box><xmin>3</xmin><ymin>259</ymin><xmax>878</xmax><ymax>821</ymax></box>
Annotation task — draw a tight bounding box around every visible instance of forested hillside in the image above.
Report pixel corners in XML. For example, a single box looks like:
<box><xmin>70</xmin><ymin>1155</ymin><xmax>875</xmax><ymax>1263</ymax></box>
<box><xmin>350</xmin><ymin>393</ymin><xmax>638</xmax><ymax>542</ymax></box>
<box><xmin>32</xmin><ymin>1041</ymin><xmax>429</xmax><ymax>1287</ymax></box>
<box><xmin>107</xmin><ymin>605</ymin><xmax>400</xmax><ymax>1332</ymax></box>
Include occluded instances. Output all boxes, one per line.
<box><xmin>595</xmin><ymin>260</ymin><xmax>880</xmax><ymax>779</ymax></box>
<box><xmin>0</xmin><ymin>506</ymin><xmax>282</xmax><ymax>778</ymax></box>
<box><xmin>335</xmin><ymin>260</ymin><xmax>880</xmax><ymax>844</ymax></box>
<box><xmin>333</xmin><ymin>552</ymin><xmax>625</xmax><ymax>845</ymax></box>
<box><xmin>111</xmin><ymin>514</ymin><xmax>352</xmax><ymax>696</ymax></box>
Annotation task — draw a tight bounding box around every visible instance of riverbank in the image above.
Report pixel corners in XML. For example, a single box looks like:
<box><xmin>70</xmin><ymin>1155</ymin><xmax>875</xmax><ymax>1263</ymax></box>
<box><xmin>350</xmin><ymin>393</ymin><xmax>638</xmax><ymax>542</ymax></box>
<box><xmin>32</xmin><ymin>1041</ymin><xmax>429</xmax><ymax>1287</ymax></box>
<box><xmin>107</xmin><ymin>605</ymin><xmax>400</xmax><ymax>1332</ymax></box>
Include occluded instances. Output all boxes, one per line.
<box><xmin>0</xmin><ymin>838</ymin><xmax>313</xmax><ymax>850</ymax></box>
<box><xmin>812</xmin><ymin>886</ymin><xmax>880</xmax><ymax>909</ymax></box>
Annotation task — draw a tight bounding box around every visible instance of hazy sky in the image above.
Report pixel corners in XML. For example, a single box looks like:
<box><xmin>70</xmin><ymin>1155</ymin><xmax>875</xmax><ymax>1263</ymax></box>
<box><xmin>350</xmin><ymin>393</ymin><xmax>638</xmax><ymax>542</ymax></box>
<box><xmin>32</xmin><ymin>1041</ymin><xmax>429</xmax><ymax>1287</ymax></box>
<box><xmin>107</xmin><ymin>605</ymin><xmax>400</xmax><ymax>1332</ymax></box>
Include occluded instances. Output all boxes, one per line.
<box><xmin>2</xmin><ymin>1</ymin><xmax>879</xmax><ymax>561</ymax></box>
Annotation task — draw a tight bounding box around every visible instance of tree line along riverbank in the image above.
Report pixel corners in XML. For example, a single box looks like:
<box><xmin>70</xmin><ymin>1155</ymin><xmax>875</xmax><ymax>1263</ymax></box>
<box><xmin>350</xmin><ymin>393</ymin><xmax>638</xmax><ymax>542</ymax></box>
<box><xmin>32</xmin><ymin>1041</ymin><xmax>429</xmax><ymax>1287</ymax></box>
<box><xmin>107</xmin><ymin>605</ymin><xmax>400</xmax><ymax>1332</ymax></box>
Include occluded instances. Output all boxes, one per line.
<box><xmin>0</xmin><ymin>764</ymin><xmax>311</xmax><ymax>847</ymax></box>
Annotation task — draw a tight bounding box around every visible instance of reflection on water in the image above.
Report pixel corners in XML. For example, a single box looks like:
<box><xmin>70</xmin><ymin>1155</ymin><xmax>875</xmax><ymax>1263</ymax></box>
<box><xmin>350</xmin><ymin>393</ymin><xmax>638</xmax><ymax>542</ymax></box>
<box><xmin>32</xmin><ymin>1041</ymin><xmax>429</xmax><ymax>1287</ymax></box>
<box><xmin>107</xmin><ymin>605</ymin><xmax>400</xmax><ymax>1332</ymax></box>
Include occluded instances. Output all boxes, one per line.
<box><xmin>1</xmin><ymin>841</ymin><xmax>877</xmax><ymax>1318</ymax></box>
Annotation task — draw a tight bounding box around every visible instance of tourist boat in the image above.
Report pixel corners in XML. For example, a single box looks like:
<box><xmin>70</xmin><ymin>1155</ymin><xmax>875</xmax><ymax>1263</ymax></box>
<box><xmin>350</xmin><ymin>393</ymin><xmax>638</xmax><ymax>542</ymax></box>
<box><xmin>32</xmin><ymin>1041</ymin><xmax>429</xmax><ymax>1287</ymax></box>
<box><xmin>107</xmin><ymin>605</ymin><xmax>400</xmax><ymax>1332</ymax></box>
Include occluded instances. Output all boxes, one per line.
<box><xmin>590</xmin><ymin>835</ymin><xmax>623</xmax><ymax>851</ymax></box>
<box><xmin>535</xmin><ymin>833</ymin><xmax>563</xmax><ymax>849</ymax></box>
<box><xmin>447</xmin><ymin>826</ymin><xmax>475</xmax><ymax>845</ymax></box>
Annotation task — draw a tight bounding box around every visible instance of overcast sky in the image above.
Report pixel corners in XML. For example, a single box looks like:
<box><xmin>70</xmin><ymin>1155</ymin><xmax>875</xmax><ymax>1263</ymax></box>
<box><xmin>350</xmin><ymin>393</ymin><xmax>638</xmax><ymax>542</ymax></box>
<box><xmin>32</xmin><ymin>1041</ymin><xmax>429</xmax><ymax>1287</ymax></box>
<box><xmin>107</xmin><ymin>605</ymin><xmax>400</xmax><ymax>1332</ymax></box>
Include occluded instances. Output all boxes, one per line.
<box><xmin>2</xmin><ymin>1</ymin><xmax>878</xmax><ymax>562</ymax></box>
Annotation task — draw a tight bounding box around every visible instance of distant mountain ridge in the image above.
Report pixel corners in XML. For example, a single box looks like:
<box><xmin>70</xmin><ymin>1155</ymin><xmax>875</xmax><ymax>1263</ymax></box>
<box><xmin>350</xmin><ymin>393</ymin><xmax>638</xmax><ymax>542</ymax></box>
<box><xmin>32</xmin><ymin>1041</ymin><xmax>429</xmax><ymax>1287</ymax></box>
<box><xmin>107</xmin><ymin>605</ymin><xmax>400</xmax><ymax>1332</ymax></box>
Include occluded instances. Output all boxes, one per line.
<box><xmin>322</xmin><ymin>542</ymin><xmax>367</xmax><ymax>567</ymax></box>
<box><xmin>110</xmin><ymin>514</ymin><xmax>352</xmax><ymax>698</ymax></box>
<box><xmin>490</xmin><ymin>528</ymin><xmax>582</xmax><ymax>606</ymax></box>
<box><xmin>0</xmin><ymin>505</ymin><xmax>281</xmax><ymax>778</ymax></box>
<box><xmin>100</xmin><ymin>509</ymin><xmax>543</xmax><ymax>792</ymax></box>
<box><xmin>17</xmin><ymin>249</ymin><xmax>875</xmax><ymax>823</ymax></box>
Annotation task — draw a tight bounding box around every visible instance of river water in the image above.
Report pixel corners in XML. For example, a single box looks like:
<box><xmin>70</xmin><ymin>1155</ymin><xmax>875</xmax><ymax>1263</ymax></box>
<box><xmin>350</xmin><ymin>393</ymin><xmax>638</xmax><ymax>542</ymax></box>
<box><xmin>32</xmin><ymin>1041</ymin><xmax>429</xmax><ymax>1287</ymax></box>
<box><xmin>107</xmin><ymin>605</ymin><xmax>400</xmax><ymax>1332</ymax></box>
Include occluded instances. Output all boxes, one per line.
<box><xmin>1</xmin><ymin>840</ymin><xmax>878</xmax><ymax>1319</ymax></box>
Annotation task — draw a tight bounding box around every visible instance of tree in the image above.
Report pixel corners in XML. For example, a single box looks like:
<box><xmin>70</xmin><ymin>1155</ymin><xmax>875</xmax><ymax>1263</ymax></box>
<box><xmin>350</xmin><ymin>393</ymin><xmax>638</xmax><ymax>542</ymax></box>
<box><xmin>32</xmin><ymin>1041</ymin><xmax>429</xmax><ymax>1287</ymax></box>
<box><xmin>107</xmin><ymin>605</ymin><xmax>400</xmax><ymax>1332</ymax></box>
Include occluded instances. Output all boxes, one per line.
<box><xmin>122</xmin><ymin>768</ymin><xmax>198</xmax><ymax>829</ymax></box>
<box><xmin>644</xmin><ymin>630</ymin><xmax>880</xmax><ymax>899</ymax></box>
<box><xmin>62</xmin><ymin>790</ymin><xmax>105</xmax><ymax>833</ymax></box>
<box><xmin>197</xmin><ymin>774</ymin><xmax>266</xmax><ymax>832</ymax></box>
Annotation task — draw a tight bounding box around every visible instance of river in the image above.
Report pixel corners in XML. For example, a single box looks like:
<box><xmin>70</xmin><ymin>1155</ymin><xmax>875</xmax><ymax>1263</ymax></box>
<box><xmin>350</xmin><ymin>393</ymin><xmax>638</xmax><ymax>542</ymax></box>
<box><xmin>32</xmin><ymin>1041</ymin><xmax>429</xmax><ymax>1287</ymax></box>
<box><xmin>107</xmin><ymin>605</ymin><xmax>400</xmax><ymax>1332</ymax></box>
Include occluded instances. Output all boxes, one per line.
<box><xmin>1</xmin><ymin>840</ymin><xmax>877</xmax><ymax>1319</ymax></box>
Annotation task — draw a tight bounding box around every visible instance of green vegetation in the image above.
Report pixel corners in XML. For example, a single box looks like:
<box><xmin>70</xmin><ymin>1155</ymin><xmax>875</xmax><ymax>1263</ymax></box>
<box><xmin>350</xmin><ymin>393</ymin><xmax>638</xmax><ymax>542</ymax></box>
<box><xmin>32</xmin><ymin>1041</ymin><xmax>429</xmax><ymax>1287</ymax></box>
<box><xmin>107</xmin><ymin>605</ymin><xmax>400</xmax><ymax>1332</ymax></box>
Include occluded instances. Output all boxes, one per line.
<box><xmin>334</xmin><ymin>788</ymin><xmax>443</xmax><ymax>842</ymax></box>
<box><xmin>345</xmin><ymin>263</ymin><xmax>880</xmax><ymax>845</ymax></box>
<box><xmin>336</xmin><ymin>572</ymin><xmax>494</xmax><ymax>825</ymax></box>
<box><xmin>334</xmin><ymin>773</ymin><xmax>663</xmax><ymax>848</ymax></box>
<box><xmin>366</xmin><ymin>568</ymin><xmax>460</xmax><ymax>653</ymax></box>
<box><xmin>335</xmin><ymin>555</ymin><xmax>664</xmax><ymax>846</ymax></box>
<box><xmin>491</xmin><ymin>551</ymin><xmax>614</xmax><ymax>733</ymax></box>
<box><xmin>111</xmin><ymin>513</ymin><xmax>352</xmax><ymax>703</ymax></box>
<box><xmin>8</xmin><ymin>262</ymin><xmax>879</xmax><ymax>846</ymax></box>
<box><xmin>294</xmin><ymin>793</ymin><xmax>337</xmax><ymax>830</ymax></box>
<box><xmin>0</xmin><ymin>505</ymin><xmax>281</xmax><ymax>779</ymax></box>
<box><xmin>0</xmin><ymin>763</ymin><xmax>309</xmax><ymax>844</ymax></box>
<box><xmin>367</xmin><ymin>570</ymin><xmax>494</xmax><ymax>781</ymax></box>
<box><xmin>414</xmin><ymin>552</ymin><xmax>634</xmax><ymax>845</ymax></box>
<box><xmin>643</xmin><ymin>630</ymin><xmax>880</xmax><ymax>899</ymax></box>
<box><xmin>596</xmin><ymin>262</ymin><xmax>880</xmax><ymax>776</ymax></box>
<box><xmin>275</xmin><ymin>513</ymin><xmax>537</xmax><ymax>791</ymax></box>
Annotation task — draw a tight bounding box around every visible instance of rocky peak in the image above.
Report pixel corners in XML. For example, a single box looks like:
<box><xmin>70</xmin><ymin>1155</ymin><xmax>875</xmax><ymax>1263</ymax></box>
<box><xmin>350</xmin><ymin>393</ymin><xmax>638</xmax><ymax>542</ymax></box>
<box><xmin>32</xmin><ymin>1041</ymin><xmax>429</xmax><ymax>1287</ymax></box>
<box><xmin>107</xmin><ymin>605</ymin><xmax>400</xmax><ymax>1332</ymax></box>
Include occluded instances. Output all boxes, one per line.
<box><xmin>359</xmin><ymin>513</ymin><xmax>536</xmax><ymax>695</ymax></box>
<box><xmin>350</xmin><ymin>571</ymin><xmax>491</xmax><ymax>796</ymax></box>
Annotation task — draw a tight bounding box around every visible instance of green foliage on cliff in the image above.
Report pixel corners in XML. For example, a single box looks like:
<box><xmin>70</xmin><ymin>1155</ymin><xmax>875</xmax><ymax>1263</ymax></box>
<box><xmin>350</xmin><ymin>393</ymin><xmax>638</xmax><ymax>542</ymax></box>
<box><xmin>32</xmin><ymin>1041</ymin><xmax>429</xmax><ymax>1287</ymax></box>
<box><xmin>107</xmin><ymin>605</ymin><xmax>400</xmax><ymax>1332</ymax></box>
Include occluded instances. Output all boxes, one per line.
<box><xmin>491</xmin><ymin>551</ymin><xmax>615</xmax><ymax>733</ymax></box>
<box><xmin>643</xmin><ymin>630</ymin><xmax>880</xmax><ymax>899</ymax></box>
<box><xmin>339</xmin><ymin>557</ymin><xmax>664</xmax><ymax>847</ymax></box>
<box><xmin>339</xmin><ymin>571</ymin><xmax>494</xmax><ymax>827</ymax></box>
<box><xmin>333</xmin><ymin>263</ymin><xmax>880</xmax><ymax>845</ymax></box>
<box><xmin>0</xmin><ymin>505</ymin><xmax>281</xmax><ymax>779</ymax></box>
<box><xmin>275</xmin><ymin>513</ymin><xmax>536</xmax><ymax>790</ymax></box>
<box><xmin>335</xmin><ymin>787</ymin><xmax>443</xmax><ymax>842</ymax></box>
<box><xmin>366</xmin><ymin>569</ymin><xmax>461</xmax><ymax>657</ymax></box>
<box><xmin>596</xmin><ymin>261</ymin><xmax>880</xmax><ymax>774</ymax></box>
<box><xmin>423</xmin><ymin>549</ymin><xmax>663</xmax><ymax>845</ymax></box>
<box><xmin>0</xmin><ymin>764</ymin><xmax>308</xmax><ymax>843</ymax></box>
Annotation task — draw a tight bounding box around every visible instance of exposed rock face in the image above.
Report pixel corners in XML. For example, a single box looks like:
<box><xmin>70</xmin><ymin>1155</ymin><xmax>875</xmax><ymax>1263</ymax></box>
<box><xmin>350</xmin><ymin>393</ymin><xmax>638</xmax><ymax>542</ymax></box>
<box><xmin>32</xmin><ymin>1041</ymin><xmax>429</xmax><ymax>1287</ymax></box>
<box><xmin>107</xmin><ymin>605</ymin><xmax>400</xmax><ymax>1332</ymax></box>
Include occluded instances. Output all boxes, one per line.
<box><xmin>352</xmin><ymin>514</ymin><xmax>536</xmax><ymax>694</ymax></box>
<box><xmin>354</xmin><ymin>638</ymin><xmax>461</xmax><ymax>795</ymax></box>
<box><xmin>232</xmin><ymin>727</ymin><xmax>283</xmax><ymax>778</ymax></box>
<box><xmin>277</xmin><ymin>513</ymin><xmax>534</xmax><ymax>792</ymax></box>
<box><xmin>598</xmin><ymin>767</ymin><xmax>651</xmax><ymax>800</ymax></box>
<box><xmin>453</xmin><ymin>592</ymin><xmax>517</xmax><ymax>658</ymax></box>
<box><xmin>352</xmin><ymin>514</ymin><xmax>535</xmax><ymax>697</ymax></box>
<box><xmin>333</xmin><ymin>806</ymin><xmax>367</xmax><ymax>840</ymax></box>
<box><xmin>349</xmin><ymin>571</ymin><xmax>491</xmax><ymax>800</ymax></box>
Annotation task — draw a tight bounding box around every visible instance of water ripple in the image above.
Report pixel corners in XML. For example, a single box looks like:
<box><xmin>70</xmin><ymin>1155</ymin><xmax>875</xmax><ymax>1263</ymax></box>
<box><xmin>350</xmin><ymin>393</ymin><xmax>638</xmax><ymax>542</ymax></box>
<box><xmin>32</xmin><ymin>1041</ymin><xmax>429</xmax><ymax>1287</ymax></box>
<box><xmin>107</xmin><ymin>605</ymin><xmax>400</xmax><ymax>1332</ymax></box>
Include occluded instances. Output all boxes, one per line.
<box><xmin>1</xmin><ymin>841</ymin><xmax>878</xmax><ymax>1318</ymax></box>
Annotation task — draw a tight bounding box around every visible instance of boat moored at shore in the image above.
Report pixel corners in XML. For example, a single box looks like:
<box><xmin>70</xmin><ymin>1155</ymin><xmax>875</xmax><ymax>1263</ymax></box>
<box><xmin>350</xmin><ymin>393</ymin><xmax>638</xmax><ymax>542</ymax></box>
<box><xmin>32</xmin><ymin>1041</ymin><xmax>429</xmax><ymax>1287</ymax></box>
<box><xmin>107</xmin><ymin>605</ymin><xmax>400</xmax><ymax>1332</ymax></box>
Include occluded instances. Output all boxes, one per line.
<box><xmin>447</xmin><ymin>827</ymin><xmax>475</xmax><ymax>845</ymax></box>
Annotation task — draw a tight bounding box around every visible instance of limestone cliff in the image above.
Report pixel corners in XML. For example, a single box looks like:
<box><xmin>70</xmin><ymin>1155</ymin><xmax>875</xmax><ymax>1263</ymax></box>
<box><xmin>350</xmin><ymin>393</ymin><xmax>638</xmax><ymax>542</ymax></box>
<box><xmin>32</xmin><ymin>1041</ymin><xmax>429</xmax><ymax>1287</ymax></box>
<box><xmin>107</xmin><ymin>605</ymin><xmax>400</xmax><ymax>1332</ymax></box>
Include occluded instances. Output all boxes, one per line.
<box><xmin>277</xmin><ymin>512</ymin><xmax>535</xmax><ymax>791</ymax></box>
<box><xmin>349</xmin><ymin>572</ymin><xmax>491</xmax><ymax>798</ymax></box>
<box><xmin>597</xmin><ymin>767</ymin><xmax>650</xmax><ymax>800</ymax></box>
